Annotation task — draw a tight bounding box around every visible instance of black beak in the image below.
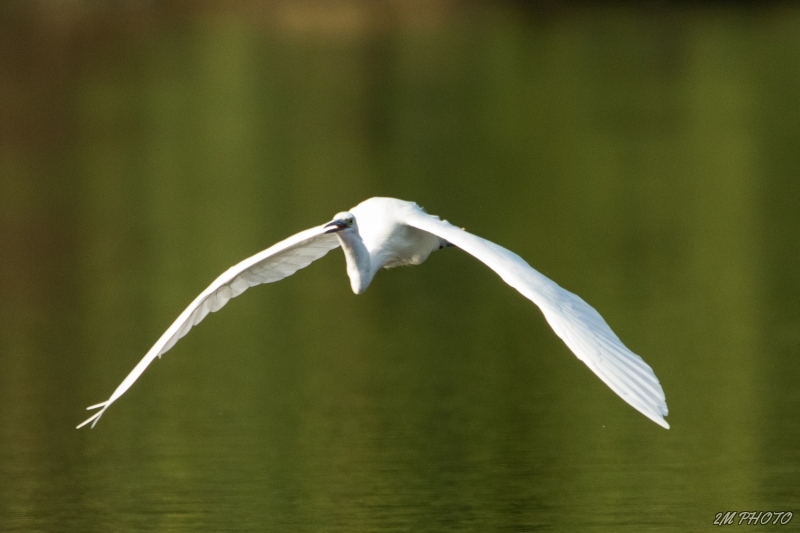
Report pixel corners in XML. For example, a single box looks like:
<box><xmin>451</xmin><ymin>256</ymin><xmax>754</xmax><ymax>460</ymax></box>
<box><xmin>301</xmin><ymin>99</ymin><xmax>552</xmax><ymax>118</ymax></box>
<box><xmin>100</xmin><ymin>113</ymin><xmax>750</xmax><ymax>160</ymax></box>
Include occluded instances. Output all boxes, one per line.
<box><xmin>324</xmin><ymin>220</ymin><xmax>348</xmax><ymax>234</ymax></box>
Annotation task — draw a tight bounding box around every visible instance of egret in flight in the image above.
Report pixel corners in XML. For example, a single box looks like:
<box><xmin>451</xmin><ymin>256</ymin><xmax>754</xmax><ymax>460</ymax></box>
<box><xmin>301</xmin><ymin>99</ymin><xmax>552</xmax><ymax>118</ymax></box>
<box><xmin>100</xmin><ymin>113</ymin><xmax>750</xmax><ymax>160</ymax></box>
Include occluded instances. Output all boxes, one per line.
<box><xmin>78</xmin><ymin>197</ymin><xmax>669</xmax><ymax>430</ymax></box>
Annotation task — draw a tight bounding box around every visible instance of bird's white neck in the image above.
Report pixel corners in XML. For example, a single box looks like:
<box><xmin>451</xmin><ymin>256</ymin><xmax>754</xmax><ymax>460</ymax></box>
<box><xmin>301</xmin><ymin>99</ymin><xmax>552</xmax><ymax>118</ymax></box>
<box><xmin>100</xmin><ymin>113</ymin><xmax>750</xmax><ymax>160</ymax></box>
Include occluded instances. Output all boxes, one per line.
<box><xmin>336</xmin><ymin>230</ymin><xmax>373</xmax><ymax>294</ymax></box>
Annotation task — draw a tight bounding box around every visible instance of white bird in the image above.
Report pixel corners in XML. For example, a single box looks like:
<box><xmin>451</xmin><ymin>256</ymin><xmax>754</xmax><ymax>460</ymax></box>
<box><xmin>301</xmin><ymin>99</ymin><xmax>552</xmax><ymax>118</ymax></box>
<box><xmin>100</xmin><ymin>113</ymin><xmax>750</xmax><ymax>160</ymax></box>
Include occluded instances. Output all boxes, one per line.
<box><xmin>77</xmin><ymin>197</ymin><xmax>669</xmax><ymax>429</ymax></box>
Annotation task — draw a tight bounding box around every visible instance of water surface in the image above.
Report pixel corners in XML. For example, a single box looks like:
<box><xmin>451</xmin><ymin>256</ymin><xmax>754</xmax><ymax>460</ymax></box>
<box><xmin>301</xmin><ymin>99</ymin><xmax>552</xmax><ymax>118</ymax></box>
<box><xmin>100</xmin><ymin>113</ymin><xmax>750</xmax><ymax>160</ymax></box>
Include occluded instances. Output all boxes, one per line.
<box><xmin>1</xmin><ymin>3</ymin><xmax>799</xmax><ymax>531</ymax></box>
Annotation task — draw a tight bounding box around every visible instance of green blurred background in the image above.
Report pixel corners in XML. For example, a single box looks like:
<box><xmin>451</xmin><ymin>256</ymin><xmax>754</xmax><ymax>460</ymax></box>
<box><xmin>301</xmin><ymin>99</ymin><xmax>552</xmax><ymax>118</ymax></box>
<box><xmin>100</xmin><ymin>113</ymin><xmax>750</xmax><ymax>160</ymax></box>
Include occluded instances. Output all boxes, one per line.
<box><xmin>1</xmin><ymin>1</ymin><xmax>799</xmax><ymax>531</ymax></box>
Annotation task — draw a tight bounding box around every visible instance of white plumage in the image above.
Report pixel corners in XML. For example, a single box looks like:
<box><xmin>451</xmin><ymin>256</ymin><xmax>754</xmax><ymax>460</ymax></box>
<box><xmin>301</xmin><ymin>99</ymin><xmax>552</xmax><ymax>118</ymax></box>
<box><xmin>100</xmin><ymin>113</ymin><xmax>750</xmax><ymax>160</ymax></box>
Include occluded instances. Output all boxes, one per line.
<box><xmin>78</xmin><ymin>197</ymin><xmax>669</xmax><ymax>430</ymax></box>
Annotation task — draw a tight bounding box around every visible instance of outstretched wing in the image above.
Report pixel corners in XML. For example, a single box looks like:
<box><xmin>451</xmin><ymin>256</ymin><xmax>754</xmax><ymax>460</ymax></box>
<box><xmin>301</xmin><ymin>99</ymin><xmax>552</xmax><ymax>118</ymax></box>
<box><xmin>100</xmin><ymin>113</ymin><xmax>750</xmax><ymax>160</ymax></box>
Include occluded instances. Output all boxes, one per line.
<box><xmin>403</xmin><ymin>209</ymin><xmax>669</xmax><ymax>429</ymax></box>
<box><xmin>78</xmin><ymin>225</ymin><xmax>340</xmax><ymax>429</ymax></box>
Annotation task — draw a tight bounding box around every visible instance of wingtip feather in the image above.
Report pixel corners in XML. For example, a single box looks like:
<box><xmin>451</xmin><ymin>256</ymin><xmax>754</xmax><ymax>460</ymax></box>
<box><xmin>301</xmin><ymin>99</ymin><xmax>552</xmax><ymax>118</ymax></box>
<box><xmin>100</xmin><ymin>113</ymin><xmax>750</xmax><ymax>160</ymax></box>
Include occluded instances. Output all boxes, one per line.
<box><xmin>653</xmin><ymin>415</ymin><xmax>670</xmax><ymax>430</ymax></box>
<box><xmin>76</xmin><ymin>405</ymin><xmax>107</xmax><ymax>429</ymax></box>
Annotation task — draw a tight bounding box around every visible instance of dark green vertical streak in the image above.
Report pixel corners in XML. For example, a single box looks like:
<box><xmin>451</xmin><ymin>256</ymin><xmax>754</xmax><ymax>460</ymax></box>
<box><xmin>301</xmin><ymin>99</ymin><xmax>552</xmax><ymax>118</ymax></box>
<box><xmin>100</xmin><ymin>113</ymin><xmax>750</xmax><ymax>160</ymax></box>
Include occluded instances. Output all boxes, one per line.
<box><xmin>751</xmin><ymin>9</ymin><xmax>800</xmax><ymax>506</ymax></box>
<box><xmin>679</xmin><ymin>9</ymin><xmax>761</xmax><ymax>513</ymax></box>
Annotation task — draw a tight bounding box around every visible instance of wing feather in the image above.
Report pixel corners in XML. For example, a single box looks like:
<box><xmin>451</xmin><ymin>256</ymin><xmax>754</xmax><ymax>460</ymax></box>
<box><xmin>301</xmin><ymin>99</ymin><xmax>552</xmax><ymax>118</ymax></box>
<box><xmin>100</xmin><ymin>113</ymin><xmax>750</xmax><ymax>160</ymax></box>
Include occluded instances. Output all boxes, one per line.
<box><xmin>77</xmin><ymin>225</ymin><xmax>340</xmax><ymax>429</ymax></box>
<box><xmin>403</xmin><ymin>209</ymin><xmax>669</xmax><ymax>429</ymax></box>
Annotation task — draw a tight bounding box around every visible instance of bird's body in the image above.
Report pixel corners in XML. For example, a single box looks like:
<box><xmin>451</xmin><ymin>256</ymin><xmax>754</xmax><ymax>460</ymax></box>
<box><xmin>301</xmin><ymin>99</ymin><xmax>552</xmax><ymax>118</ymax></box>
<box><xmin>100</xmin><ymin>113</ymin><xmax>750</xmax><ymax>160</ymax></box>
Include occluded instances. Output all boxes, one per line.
<box><xmin>353</xmin><ymin>198</ymin><xmax>446</xmax><ymax>268</ymax></box>
<box><xmin>340</xmin><ymin>199</ymin><xmax>448</xmax><ymax>292</ymax></box>
<box><xmin>78</xmin><ymin>197</ymin><xmax>669</xmax><ymax>430</ymax></box>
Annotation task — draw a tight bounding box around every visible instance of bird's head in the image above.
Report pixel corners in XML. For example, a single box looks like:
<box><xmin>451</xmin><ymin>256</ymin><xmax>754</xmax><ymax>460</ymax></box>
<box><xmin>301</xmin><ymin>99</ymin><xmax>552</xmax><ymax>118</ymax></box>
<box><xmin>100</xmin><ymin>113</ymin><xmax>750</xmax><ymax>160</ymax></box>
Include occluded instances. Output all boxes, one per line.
<box><xmin>324</xmin><ymin>212</ymin><xmax>357</xmax><ymax>234</ymax></box>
